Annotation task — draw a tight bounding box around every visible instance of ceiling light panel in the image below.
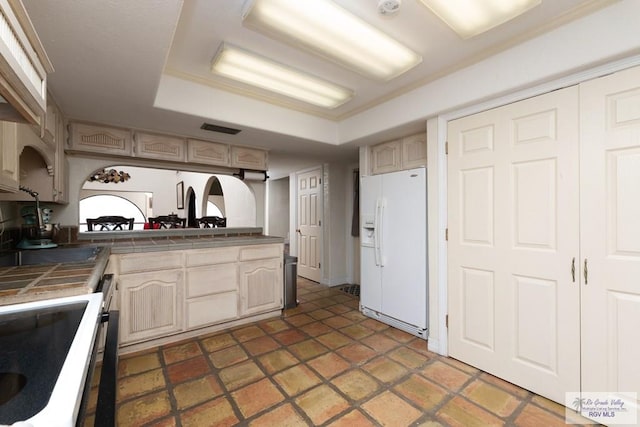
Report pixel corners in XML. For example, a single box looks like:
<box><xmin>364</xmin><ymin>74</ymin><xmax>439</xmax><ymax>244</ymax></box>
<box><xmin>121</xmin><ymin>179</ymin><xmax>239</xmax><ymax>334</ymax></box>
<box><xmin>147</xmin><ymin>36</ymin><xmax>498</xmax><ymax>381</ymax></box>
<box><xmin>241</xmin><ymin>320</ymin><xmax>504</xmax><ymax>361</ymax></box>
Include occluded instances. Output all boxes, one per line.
<box><xmin>419</xmin><ymin>0</ymin><xmax>542</xmax><ymax>39</ymax></box>
<box><xmin>242</xmin><ymin>0</ymin><xmax>422</xmax><ymax>81</ymax></box>
<box><xmin>211</xmin><ymin>44</ymin><xmax>354</xmax><ymax>109</ymax></box>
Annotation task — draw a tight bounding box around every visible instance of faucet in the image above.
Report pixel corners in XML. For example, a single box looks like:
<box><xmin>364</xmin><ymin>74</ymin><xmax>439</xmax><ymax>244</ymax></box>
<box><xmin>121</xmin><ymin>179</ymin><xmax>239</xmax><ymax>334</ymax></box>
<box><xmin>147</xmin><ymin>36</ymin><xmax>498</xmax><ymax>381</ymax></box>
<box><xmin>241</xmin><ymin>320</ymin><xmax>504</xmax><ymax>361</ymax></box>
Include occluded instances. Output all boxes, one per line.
<box><xmin>19</xmin><ymin>185</ymin><xmax>44</xmax><ymax>237</ymax></box>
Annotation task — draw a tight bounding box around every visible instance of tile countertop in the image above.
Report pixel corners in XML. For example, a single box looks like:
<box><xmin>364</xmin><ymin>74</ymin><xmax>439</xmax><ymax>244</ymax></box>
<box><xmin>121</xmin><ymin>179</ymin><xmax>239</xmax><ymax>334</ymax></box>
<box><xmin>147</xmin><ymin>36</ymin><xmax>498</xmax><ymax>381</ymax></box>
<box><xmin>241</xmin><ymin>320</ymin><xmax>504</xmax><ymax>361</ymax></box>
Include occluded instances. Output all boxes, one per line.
<box><xmin>0</xmin><ymin>246</ymin><xmax>110</xmax><ymax>306</ymax></box>
<box><xmin>79</xmin><ymin>229</ymin><xmax>284</xmax><ymax>254</ymax></box>
<box><xmin>0</xmin><ymin>231</ymin><xmax>284</xmax><ymax>307</ymax></box>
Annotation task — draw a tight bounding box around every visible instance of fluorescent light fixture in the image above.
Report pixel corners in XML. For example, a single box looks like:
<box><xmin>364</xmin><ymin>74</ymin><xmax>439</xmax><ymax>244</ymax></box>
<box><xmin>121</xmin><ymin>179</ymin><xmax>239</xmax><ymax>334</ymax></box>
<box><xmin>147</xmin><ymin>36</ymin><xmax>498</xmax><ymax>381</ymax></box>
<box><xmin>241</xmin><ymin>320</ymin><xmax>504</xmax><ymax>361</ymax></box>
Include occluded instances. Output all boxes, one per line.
<box><xmin>211</xmin><ymin>44</ymin><xmax>354</xmax><ymax>109</ymax></box>
<box><xmin>418</xmin><ymin>0</ymin><xmax>542</xmax><ymax>39</ymax></box>
<box><xmin>242</xmin><ymin>0</ymin><xmax>422</xmax><ymax>81</ymax></box>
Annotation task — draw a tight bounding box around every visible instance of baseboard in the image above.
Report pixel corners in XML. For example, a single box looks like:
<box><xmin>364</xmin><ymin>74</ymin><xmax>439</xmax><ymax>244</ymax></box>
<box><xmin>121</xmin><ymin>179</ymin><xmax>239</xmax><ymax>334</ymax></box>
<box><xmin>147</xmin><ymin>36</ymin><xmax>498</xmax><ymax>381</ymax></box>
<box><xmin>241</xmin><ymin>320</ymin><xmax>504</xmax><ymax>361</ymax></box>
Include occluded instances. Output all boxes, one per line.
<box><xmin>427</xmin><ymin>337</ymin><xmax>443</xmax><ymax>355</ymax></box>
<box><xmin>361</xmin><ymin>306</ymin><xmax>427</xmax><ymax>340</ymax></box>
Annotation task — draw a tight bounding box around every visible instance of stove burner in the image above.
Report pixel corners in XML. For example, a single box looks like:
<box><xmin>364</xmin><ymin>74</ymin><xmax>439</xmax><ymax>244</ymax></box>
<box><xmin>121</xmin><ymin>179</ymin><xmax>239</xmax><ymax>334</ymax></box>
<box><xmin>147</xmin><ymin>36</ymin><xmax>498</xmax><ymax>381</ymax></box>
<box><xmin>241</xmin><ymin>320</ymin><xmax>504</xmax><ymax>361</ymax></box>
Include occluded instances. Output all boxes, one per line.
<box><xmin>0</xmin><ymin>373</ymin><xmax>27</xmax><ymax>406</ymax></box>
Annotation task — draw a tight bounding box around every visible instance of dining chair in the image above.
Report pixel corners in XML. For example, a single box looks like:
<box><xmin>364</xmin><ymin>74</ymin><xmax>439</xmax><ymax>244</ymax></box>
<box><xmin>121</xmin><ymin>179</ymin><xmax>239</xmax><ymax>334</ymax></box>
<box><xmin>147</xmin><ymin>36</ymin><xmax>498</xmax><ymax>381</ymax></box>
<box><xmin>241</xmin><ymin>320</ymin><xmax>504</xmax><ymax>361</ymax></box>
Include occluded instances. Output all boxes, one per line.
<box><xmin>148</xmin><ymin>215</ymin><xmax>186</xmax><ymax>229</ymax></box>
<box><xmin>197</xmin><ymin>216</ymin><xmax>227</xmax><ymax>228</ymax></box>
<box><xmin>86</xmin><ymin>216</ymin><xmax>134</xmax><ymax>231</ymax></box>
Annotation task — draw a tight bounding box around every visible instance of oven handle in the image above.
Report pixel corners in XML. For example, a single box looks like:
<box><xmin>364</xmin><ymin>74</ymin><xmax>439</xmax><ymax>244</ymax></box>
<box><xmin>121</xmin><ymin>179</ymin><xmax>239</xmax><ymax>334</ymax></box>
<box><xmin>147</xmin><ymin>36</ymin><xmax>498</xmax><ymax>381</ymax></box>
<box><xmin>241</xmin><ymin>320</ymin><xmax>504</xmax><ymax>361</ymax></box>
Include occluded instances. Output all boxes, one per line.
<box><xmin>94</xmin><ymin>310</ymin><xmax>119</xmax><ymax>427</ymax></box>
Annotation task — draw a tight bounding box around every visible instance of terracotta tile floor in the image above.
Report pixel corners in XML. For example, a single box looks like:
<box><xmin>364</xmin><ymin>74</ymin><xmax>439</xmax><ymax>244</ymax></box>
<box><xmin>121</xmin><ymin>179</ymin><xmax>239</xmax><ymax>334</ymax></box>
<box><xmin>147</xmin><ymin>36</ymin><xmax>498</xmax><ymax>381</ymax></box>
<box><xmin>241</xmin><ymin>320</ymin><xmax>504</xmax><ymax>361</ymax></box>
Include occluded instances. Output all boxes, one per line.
<box><xmin>85</xmin><ymin>278</ymin><xmax>593</xmax><ymax>426</ymax></box>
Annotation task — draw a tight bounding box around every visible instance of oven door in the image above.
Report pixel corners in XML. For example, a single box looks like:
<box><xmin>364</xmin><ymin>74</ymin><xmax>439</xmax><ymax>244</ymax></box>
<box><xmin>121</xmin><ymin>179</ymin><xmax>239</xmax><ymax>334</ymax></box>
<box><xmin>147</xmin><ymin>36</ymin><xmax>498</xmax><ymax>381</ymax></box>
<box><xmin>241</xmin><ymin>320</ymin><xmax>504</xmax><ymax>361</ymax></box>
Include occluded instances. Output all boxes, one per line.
<box><xmin>76</xmin><ymin>274</ymin><xmax>119</xmax><ymax>427</ymax></box>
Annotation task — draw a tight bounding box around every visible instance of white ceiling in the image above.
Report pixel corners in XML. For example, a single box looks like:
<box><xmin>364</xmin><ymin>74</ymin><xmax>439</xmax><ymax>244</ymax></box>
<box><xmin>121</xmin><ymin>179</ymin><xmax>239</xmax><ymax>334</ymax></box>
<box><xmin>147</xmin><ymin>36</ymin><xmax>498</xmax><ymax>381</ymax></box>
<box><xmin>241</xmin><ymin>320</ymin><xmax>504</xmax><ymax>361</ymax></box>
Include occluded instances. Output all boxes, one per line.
<box><xmin>22</xmin><ymin>0</ymin><xmax>616</xmax><ymax>174</ymax></box>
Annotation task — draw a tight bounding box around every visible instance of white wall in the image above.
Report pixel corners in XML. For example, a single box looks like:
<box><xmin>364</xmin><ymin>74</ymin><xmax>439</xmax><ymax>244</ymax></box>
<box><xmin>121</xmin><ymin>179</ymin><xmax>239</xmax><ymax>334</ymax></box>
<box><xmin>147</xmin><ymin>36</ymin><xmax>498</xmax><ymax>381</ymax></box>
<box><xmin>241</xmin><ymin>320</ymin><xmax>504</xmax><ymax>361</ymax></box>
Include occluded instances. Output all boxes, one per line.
<box><xmin>267</xmin><ymin>177</ymin><xmax>289</xmax><ymax>240</ymax></box>
<box><xmin>285</xmin><ymin>161</ymin><xmax>356</xmax><ymax>286</ymax></box>
<box><xmin>59</xmin><ymin>158</ymin><xmax>261</xmax><ymax>228</ymax></box>
<box><xmin>340</xmin><ymin>0</ymin><xmax>640</xmax><ymax>143</ymax></box>
<box><xmin>216</xmin><ymin>175</ymin><xmax>258</xmax><ymax>227</ymax></box>
<box><xmin>83</xmin><ymin>166</ymin><xmax>181</xmax><ymax>217</ymax></box>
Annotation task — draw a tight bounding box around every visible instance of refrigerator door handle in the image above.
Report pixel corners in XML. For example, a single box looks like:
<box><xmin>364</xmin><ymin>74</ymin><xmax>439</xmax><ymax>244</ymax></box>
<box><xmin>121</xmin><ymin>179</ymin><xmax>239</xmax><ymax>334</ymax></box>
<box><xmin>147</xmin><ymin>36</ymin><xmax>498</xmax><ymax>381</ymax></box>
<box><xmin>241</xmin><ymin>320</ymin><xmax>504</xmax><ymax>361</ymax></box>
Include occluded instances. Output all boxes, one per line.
<box><xmin>374</xmin><ymin>199</ymin><xmax>381</xmax><ymax>266</ymax></box>
<box><xmin>377</xmin><ymin>199</ymin><xmax>384</xmax><ymax>267</ymax></box>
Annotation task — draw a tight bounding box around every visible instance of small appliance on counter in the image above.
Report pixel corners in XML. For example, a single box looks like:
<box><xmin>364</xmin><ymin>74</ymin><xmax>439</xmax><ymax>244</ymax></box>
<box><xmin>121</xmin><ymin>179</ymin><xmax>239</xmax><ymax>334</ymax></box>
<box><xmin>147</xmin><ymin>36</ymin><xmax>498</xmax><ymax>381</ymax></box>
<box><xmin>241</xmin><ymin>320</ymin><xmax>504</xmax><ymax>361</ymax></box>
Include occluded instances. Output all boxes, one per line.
<box><xmin>17</xmin><ymin>187</ymin><xmax>58</xmax><ymax>249</ymax></box>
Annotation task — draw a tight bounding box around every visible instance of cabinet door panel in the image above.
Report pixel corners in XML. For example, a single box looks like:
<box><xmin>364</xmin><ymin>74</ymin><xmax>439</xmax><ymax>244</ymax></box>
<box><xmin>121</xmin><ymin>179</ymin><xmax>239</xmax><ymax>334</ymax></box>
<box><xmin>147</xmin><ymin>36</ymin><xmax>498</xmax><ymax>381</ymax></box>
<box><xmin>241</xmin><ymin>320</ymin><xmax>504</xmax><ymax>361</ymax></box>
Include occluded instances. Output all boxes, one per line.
<box><xmin>119</xmin><ymin>269</ymin><xmax>183</xmax><ymax>344</ymax></box>
<box><xmin>239</xmin><ymin>258</ymin><xmax>282</xmax><ymax>315</ymax></box>
<box><xmin>69</xmin><ymin>122</ymin><xmax>133</xmax><ymax>156</ymax></box>
<box><xmin>0</xmin><ymin>122</ymin><xmax>19</xmax><ymax>192</ymax></box>
<box><xmin>230</xmin><ymin>146</ymin><xmax>267</xmax><ymax>170</ymax></box>
<box><xmin>401</xmin><ymin>133</ymin><xmax>427</xmax><ymax>169</ymax></box>
<box><xmin>187</xmin><ymin>139</ymin><xmax>229</xmax><ymax>167</ymax></box>
<box><xmin>371</xmin><ymin>140</ymin><xmax>401</xmax><ymax>174</ymax></box>
<box><xmin>135</xmin><ymin>132</ymin><xmax>186</xmax><ymax>162</ymax></box>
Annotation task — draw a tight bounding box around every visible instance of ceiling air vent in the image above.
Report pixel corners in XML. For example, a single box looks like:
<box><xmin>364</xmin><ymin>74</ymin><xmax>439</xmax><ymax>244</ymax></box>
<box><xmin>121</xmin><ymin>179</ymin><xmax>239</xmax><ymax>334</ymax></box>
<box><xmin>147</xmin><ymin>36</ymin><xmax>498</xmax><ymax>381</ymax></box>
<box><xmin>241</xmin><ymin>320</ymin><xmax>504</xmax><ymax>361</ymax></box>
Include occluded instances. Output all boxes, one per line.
<box><xmin>200</xmin><ymin>122</ymin><xmax>241</xmax><ymax>135</ymax></box>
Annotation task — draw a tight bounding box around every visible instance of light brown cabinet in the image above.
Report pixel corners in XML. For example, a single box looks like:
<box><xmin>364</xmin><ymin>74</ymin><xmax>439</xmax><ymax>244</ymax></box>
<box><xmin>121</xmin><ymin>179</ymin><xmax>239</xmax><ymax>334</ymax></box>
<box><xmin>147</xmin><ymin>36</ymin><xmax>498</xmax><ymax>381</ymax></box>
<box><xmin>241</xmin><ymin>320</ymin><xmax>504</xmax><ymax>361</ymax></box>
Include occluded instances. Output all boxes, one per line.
<box><xmin>370</xmin><ymin>133</ymin><xmax>426</xmax><ymax>174</ymax></box>
<box><xmin>0</xmin><ymin>122</ymin><xmax>19</xmax><ymax>192</ymax></box>
<box><xmin>42</xmin><ymin>98</ymin><xmax>60</xmax><ymax>147</ymax></box>
<box><xmin>68</xmin><ymin>122</ymin><xmax>133</xmax><ymax>156</ymax></box>
<box><xmin>53</xmin><ymin>109</ymin><xmax>67</xmax><ymax>203</ymax></box>
<box><xmin>113</xmin><ymin>243</ymin><xmax>283</xmax><ymax>350</ymax></box>
<box><xmin>371</xmin><ymin>139</ymin><xmax>401</xmax><ymax>174</ymax></box>
<box><xmin>119</xmin><ymin>269</ymin><xmax>184</xmax><ymax>344</ymax></box>
<box><xmin>187</xmin><ymin>139</ymin><xmax>229</xmax><ymax>167</ymax></box>
<box><xmin>67</xmin><ymin>121</ymin><xmax>269</xmax><ymax>171</ymax></box>
<box><xmin>239</xmin><ymin>244</ymin><xmax>283</xmax><ymax>316</ymax></box>
<box><xmin>0</xmin><ymin>0</ymin><xmax>53</xmax><ymax>125</ymax></box>
<box><xmin>184</xmin><ymin>247</ymin><xmax>239</xmax><ymax>329</ymax></box>
<box><xmin>239</xmin><ymin>258</ymin><xmax>282</xmax><ymax>315</ymax></box>
<box><xmin>231</xmin><ymin>146</ymin><xmax>268</xmax><ymax>170</ymax></box>
<box><xmin>134</xmin><ymin>132</ymin><xmax>186</xmax><ymax>162</ymax></box>
<box><xmin>401</xmin><ymin>133</ymin><xmax>427</xmax><ymax>169</ymax></box>
<box><xmin>116</xmin><ymin>251</ymin><xmax>184</xmax><ymax>345</ymax></box>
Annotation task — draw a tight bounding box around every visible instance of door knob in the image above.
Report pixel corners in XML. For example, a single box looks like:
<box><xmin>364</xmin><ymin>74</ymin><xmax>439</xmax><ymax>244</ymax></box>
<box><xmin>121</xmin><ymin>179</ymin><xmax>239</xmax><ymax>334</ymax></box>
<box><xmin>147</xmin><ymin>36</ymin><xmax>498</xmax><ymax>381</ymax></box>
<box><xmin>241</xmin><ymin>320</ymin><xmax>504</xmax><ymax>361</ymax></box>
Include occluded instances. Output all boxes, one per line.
<box><xmin>296</xmin><ymin>229</ymin><xmax>301</xmax><ymax>234</ymax></box>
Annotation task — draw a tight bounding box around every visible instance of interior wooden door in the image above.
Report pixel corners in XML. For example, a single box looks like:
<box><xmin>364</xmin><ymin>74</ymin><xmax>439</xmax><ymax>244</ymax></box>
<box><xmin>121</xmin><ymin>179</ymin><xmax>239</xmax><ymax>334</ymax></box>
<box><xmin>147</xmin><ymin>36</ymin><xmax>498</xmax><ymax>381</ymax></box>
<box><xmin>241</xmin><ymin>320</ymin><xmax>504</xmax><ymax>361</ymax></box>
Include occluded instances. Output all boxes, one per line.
<box><xmin>448</xmin><ymin>86</ymin><xmax>581</xmax><ymax>403</ymax></box>
<box><xmin>296</xmin><ymin>167</ymin><xmax>322</xmax><ymax>282</ymax></box>
<box><xmin>580</xmin><ymin>65</ymin><xmax>640</xmax><ymax>417</ymax></box>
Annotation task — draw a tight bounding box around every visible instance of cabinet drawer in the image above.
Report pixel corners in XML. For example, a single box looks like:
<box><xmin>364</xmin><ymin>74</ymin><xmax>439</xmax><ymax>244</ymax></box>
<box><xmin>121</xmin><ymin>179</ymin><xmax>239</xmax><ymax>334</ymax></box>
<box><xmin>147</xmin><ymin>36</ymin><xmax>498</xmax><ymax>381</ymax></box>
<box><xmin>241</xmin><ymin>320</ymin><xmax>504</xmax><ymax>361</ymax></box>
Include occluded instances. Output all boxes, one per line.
<box><xmin>186</xmin><ymin>292</ymin><xmax>238</xmax><ymax>329</ymax></box>
<box><xmin>186</xmin><ymin>264</ymin><xmax>237</xmax><ymax>298</ymax></box>
<box><xmin>185</xmin><ymin>247</ymin><xmax>239</xmax><ymax>267</ymax></box>
<box><xmin>239</xmin><ymin>244</ymin><xmax>282</xmax><ymax>261</ymax></box>
<box><xmin>118</xmin><ymin>252</ymin><xmax>183</xmax><ymax>274</ymax></box>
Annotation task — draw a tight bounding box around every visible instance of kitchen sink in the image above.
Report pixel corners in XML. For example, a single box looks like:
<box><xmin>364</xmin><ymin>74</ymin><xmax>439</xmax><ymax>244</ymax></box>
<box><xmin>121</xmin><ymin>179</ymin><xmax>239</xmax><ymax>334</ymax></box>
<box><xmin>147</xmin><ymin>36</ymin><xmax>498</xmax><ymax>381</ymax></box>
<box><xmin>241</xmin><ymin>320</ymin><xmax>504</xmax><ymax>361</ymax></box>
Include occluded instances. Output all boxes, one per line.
<box><xmin>0</xmin><ymin>246</ymin><xmax>102</xmax><ymax>267</ymax></box>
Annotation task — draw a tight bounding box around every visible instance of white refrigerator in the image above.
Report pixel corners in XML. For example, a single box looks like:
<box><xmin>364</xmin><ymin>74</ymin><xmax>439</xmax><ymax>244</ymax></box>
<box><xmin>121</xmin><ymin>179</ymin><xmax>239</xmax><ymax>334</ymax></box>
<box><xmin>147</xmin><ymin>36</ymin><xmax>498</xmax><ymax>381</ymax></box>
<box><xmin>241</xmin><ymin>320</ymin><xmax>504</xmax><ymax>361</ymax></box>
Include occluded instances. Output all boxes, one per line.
<box><xmin>360</xmin><ymin>167</ymin><xmax>428</xmax><ymax>338</ymax></box>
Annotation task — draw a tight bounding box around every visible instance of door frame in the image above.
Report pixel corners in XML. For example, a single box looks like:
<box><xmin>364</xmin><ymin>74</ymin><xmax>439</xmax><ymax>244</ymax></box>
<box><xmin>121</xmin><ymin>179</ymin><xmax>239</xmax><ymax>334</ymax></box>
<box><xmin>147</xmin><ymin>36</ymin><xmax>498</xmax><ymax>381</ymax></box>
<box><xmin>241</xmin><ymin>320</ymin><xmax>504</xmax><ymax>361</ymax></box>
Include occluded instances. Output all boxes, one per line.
<box><xmin>429</xmin><ymin>54</ymin><xmax>640</xmax><ymax>357</ymax></box>
<box><xmin>290</xmin><ymin>165</ymin><xmax>324</xmax><ymax>283</ymax></box>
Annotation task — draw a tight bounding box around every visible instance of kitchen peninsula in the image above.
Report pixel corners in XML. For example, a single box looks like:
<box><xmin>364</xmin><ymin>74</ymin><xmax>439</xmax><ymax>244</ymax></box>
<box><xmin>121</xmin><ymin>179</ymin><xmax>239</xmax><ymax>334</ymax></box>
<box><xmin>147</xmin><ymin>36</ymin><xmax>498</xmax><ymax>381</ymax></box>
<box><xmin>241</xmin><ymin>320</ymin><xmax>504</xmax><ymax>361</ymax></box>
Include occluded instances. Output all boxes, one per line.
<box><xmin>80</xmin><ymin>227</ymin><xmax>284</xmax><ymax>354</ymax></box>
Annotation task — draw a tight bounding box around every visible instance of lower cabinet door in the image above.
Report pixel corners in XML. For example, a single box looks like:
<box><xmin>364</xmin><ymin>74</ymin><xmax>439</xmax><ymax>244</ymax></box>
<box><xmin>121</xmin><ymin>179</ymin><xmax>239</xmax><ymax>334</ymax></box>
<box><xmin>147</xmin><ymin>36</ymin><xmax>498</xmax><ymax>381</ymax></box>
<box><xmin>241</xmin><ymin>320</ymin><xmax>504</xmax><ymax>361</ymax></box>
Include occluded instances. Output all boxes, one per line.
<box><xmin>239</xmin><ymin>258</ymin><xmax>282</xmax><ymax>316</ymax></box>
<box><xmin>119</xmin><ymin>269</ymin><xmax>183</xmax><ymax>344</ymax></box>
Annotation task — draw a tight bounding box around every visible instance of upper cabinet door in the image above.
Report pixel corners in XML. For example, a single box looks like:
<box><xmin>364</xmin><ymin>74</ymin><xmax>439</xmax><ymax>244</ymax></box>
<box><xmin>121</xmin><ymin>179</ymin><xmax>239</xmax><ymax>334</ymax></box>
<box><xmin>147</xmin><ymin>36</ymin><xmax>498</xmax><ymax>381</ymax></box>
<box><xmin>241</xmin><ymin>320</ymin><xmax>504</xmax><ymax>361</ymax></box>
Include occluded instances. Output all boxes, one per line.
<box><xmin>401</xmin><ymin>133</ymin><xmax>427</xmax><ymax>169</ymax></box>
<box><xmin>371</xmin><ymin>139</ymin><xmax>401</xmax><ymax>174</ymax></box>
<box><xmin>0</xmin><ymin>0</ymin><xmax>53</xmax><ymax>125</ymax></box>
<box><xmin>0</xmin><ymin>122</ymin><xmax>19</xmax><ymax>192</ymax></box>
<box><xmin>68</xmin><ymin>122</ymin><xmax>133</xmax><ymax>156</ymax></box>
<box><xmin>187</xmin><ymin>139</ymin><xmax>230</xmax><ymax>167</ymax></box>
<box><xmin>134</xmin><ymin>132</ymin><xmax>187</xmax><ymax>162</ymax></box>
<box><xmin>230</xmin><ymin>146</ymin><xmax>268</xmax><ymax>171</ymax></box>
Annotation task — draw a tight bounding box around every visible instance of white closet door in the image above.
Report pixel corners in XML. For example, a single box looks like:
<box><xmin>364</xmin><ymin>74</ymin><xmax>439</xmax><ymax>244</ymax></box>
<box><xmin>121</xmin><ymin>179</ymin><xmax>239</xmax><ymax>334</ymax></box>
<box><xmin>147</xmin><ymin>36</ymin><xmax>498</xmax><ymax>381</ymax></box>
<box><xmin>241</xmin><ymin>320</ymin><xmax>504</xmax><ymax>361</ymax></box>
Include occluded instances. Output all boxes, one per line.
<box><xmin>580</xmin><ymin>66</ymin><xmax>640</xmax><ymax>415</ymax></box>
<box><xmin>448</xmin><ymin>86</ymin><xmax>580</xmax><ymax>403</ymax></box>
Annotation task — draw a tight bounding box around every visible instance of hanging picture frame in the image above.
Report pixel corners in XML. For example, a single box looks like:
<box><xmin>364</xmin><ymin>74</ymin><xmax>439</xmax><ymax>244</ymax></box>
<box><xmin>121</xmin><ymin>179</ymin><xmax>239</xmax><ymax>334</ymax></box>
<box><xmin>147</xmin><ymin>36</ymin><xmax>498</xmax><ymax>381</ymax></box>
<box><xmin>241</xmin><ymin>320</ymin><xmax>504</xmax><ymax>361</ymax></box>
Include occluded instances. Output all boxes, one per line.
<box><xmin>176</xmin><ymin>181</ymin><xmax>184</xmax><ymax>209</ymax></box>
